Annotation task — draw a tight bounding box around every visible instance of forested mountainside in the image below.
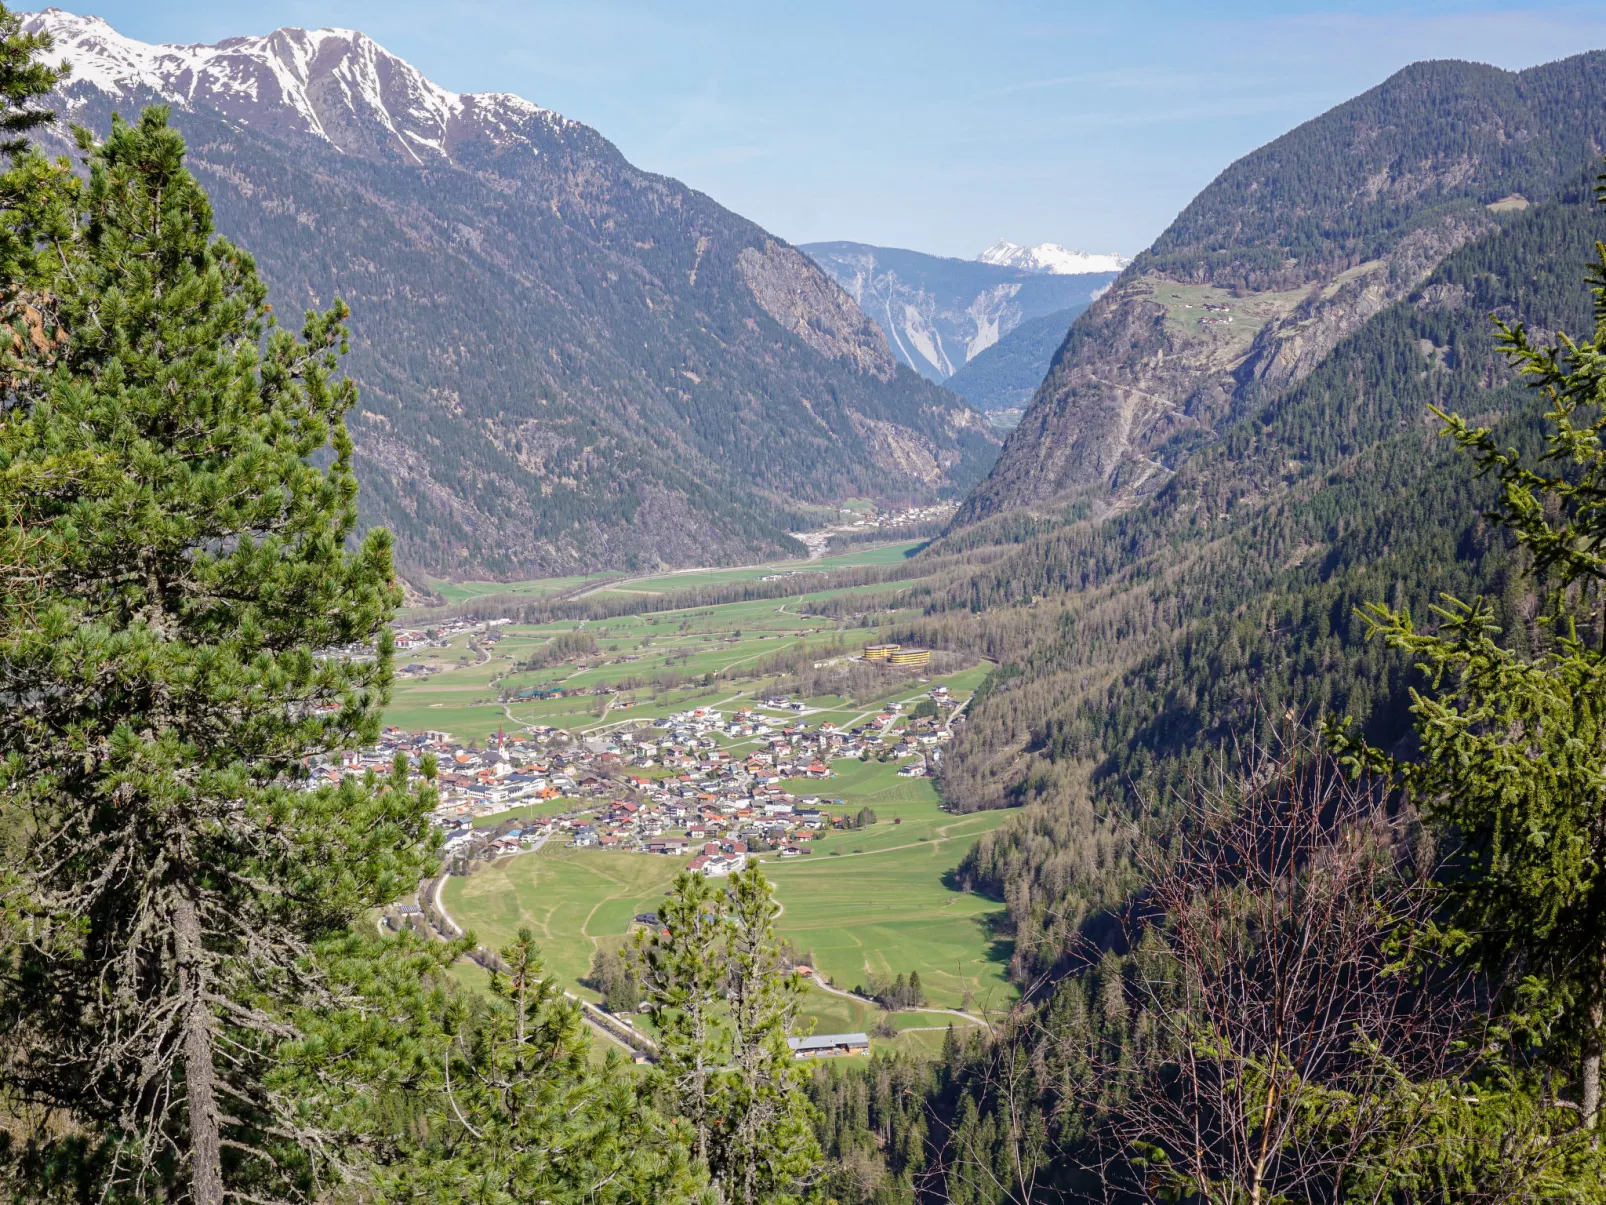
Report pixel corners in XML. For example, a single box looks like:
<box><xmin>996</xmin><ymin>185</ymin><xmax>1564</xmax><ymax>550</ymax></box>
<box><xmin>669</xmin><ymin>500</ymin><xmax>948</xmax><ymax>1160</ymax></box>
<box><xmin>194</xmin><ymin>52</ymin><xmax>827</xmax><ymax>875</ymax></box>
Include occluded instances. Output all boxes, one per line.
<box><xmin>801</xmin><ymin>240</ymin><xmax>1113</xmax><ymax>382</ymax></box>
<box><xmin>942</xmin><ymin>304</ymin><xmax>1088</xmax><ymax>415</ymax></box>
<box><xmin>957</xmin><ymin>49</ymin><xmax>1606</xmax><ymax>526</ymax></box>
<box><xmin>894</xmin><ymin>173</ymin><xmax>1606</xmax><ymax>987</ymax></box>
<box><xmin>27</xmin><ymin>11</ymin><xmax>997</xmax><ymax>580</ymax></box>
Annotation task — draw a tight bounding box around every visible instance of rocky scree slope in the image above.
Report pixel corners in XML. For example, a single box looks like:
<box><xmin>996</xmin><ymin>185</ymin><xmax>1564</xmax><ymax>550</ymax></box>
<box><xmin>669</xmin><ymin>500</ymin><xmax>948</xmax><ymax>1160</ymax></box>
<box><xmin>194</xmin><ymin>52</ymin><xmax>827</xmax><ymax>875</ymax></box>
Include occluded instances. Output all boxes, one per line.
<box><xmin>956</xmin><ymin>51</ymin><xmax>1606</xmax><ymax>526</ymax></box>
<box><xmin>802</xmin><ymin>240</ymin><xmax>1114</xmax><ymax>384</ymax></box>
<box><xmin>25</xmin><ymin>9</ymin><xmax>998</xmax><ymax>580</ymax></box>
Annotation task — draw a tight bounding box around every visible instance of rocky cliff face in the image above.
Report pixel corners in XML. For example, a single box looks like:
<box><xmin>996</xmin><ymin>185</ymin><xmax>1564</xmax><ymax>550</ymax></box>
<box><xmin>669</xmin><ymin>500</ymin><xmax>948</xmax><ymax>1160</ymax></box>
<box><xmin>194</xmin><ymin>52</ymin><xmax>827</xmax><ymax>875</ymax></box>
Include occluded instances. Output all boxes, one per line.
<box><xmin>26</xmin><ymin>9</ymin><xmax>997</xmax><ymax>580</ymax></box>
<box><xmin>801</xmin><ymin>240</ymin><xmax>1114</xmax><ymax>382</ymax></box>
<box><xmin>956</xmin><ymin>51</ymin><xmax>1606</xmax><ymax>526</ymax></box>
<box><xmin>736</xmin><ymin>241</ymin><xmax>899</xmax><ymax>380</ymax></box>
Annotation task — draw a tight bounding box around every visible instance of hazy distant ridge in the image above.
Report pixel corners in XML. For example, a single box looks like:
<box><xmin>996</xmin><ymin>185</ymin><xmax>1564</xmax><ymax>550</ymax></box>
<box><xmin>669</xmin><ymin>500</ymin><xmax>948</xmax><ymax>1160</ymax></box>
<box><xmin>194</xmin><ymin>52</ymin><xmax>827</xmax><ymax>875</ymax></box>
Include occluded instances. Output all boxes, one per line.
<box><xmin>801</xmin><ymin>240</ymin><xmax>1115</xmax><ymax>382</ymax></box>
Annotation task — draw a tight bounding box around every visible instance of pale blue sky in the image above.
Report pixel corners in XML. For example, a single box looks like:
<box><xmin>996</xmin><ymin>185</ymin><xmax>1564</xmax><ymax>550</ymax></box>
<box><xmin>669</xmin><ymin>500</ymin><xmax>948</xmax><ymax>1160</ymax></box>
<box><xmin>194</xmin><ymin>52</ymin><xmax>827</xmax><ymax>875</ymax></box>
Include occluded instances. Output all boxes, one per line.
<box><xmin>48</xmin><ymin>1</ymin><xmax>1606</xmax><ymax>259</ymax></box>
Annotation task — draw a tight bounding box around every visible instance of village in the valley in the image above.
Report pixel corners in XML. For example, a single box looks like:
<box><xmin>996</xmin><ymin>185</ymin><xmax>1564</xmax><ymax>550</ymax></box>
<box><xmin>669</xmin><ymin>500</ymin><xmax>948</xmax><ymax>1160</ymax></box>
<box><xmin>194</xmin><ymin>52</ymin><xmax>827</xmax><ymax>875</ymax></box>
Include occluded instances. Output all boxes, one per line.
<box><xmin>313</xmin><ymin>632</ymin><xmax>964</xmax><ymax>876</ymax></box>
<box><xmin>297</xmin><ymin>520</ymin><xmax>1014</xmax><ymax>1051</ymax></box>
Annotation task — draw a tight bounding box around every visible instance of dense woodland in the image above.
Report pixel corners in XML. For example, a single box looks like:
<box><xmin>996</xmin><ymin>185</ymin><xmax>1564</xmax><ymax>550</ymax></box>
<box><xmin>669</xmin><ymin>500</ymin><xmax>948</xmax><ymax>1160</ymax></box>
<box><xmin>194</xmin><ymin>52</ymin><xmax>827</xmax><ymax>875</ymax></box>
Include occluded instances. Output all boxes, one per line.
<box><xmin>794</xmin><ymin>125</ymin><xmax>1606</xmax><ymax>1205</ymax></box>
<box><xmin>943</xmin><ymin>305</ymin><xmax>1089</xmax><ymax>414</ymax></box>
<box><xmin>1139</xmin><ymin>52</ymin><xmax>1606</xmax><ymax>286</ymax></box>
<box><xmin>924</xmin><ymin>171</ymin><xmax>1606</xmax><ymax>977</ymax></box>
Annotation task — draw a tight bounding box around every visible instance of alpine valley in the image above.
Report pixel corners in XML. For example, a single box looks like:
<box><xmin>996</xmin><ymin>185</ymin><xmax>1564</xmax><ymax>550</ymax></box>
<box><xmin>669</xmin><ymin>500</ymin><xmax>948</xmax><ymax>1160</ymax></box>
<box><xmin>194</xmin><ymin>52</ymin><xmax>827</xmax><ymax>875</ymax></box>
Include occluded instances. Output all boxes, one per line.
<box><xmin>22</xmin><ymin>9</ymin><xmax>1000</xmax><ymax>580</ymax></box>
<box><xmin>17</xmin><ymin>4</ymin><xmax>1606</xmax><ymax>1201</ymax></box>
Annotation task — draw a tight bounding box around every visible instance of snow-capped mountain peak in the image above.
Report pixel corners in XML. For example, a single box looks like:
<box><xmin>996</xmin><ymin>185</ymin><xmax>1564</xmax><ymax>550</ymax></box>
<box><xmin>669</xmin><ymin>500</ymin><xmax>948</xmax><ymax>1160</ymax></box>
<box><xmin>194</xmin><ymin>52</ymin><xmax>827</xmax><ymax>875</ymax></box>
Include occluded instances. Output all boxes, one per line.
<box><xmin>978</xmin><ymin>240</ymin><xmax>1128</xmax><ymax>276</ymax></box>
<box><xmin>22</xmin><ymin>8</ymin><xmax>569</xmax><ymax>165</ymax></box>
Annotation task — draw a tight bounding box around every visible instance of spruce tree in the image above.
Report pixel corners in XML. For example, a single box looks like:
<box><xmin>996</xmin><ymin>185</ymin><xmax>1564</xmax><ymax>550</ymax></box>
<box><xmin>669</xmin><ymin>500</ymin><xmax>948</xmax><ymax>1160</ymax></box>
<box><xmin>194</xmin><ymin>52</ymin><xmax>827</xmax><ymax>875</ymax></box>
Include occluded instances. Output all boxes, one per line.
<box><xmin>1340</xmin><ymin>169</ymin><xmax>1606</xmax><ymax>1129</ymax></box>
<box><xmin>0</xmin><ymin>107</ymin><xmax>435</xmax><ymax>1203</ymax></box>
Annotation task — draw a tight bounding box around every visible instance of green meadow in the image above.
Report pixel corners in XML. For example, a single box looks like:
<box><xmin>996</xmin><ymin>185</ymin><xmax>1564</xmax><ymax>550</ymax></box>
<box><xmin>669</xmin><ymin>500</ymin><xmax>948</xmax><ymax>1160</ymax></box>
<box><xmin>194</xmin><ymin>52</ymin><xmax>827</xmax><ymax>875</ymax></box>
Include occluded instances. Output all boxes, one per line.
<box><xmin>440</xmin><ymin>753</ymin><xmax>1015</xmax><ymax>1045</ymax></box>
<box><xmin>442</xmin><ymin>805</ymin><xmax>1009</xmax><ymax>1051</ymax></box>
<box><xmin>382</xmin><ymin>538</ymin><xmax>958</xmax><ymax>746</ymax></box>
<box><xmin>417</xmin><ymin>539</ymin><xmax>927</xmax><ymax>608</ymax></box>
<box><xmin>402</xmin><ymin>536</ymin><xmax>1014</xmax><ymax>1055</ymax></box>
<box><xmin>759</xmin><ymin>770</ymin><xmax>1015</xmax><ymax>1013</ymax></box>
<box><xmin>423</xmin><ymin>574</ymin><xmax>621</xmax><ymax>605</ymax></box>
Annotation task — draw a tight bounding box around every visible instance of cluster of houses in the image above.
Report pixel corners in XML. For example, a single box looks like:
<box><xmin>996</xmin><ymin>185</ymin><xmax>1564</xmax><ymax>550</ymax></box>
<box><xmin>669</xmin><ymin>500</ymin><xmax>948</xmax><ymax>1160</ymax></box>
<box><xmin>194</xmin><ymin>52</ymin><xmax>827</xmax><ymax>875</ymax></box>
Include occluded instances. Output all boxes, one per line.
<box><xmin>794</xmin><ymin>503</ymin><xmax>956</xmax><ymax>555</ymax></box>
<box><xmin>325</xmin><ymin>617</ymin><xmax>516</xmax><ymax>679</ymax></box>
<box><xmin>1170</xmin><ymin>294</ymin><xmax>1236</xmax><ymax>330</ymax></box>
<box><xmin>834</xmin><ymin>503</ymin><xmax>952</xmax><ymax>531</ymax></box>
<box><xmin>305</xmin><ymin>685</ymin><xmax>960</xmax><ymax>877</ymax></box>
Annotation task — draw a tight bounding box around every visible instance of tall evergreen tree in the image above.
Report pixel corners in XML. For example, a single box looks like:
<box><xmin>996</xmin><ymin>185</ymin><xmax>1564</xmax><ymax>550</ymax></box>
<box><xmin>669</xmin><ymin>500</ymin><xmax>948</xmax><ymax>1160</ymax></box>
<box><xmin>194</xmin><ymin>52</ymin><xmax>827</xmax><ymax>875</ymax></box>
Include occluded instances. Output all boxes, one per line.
<box><xmin>634</xmin><ymin>867</ymin><xmax>821</xmax><ymax>1204</ymax></box>
<box><xmin>1339</xmin><ymin>167</ymin><xmax>1606</xmax><ymax>1129</ymax></box>
<box><xmin>0</xmin><ymin>106</ymin><xmax>434</xmax><ymax>1204</ymax></box>
<box><xmin>722</xmin><ymin>867</ymin><xmax>821</xmax><ymax>1205</ymax></box>
<box><xmin>355</xmin><ymin>928</ymin><xmax>703</xmax><ymax>1205</ymax></box>
<box><xmin>634</xmin><ymin>870</ymin><xmax>728</xmax><ymax>1169</ymax></box>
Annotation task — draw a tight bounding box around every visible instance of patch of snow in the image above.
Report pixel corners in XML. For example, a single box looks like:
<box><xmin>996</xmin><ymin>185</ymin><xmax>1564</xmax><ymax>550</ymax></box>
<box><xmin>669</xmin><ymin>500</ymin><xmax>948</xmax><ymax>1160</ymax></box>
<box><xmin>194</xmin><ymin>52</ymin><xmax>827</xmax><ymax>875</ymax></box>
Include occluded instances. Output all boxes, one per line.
<box><xmin>21</xmin><ymin>8</ymin><xmax>567</xmax><ymax>164</ymax></box>
<box><xmin>978</xmin><ymin>239</ymin><xmax>1129</xmax><ymax>276</ymax></box>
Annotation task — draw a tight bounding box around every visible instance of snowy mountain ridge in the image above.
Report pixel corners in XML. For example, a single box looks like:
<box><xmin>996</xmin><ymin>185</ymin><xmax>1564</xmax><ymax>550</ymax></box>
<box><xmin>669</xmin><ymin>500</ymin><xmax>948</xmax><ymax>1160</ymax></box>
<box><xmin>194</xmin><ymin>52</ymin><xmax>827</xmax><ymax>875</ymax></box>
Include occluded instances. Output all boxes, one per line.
<box><xmin>22</xmin><ymin>8</ymin><xmax>569</xmax><ymax>166</ymax></box>
<box><xmin>16</xmin><ymin>10</ymin><xmax>998</xmax><ymax>578</ymax></box>
<box><xmin>977</xmin><ymin>239</ymin><xmax>1128</xmax><ymax>275</ymax></box>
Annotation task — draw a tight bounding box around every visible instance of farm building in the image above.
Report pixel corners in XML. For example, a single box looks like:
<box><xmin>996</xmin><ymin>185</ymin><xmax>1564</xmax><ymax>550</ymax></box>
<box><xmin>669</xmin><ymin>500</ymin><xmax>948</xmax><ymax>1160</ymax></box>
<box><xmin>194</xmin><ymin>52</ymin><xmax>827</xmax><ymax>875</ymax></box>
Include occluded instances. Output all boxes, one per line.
<box><xmin>788</xmin><ymin>1033</ymin><xmax>871</xmax><ymax>1059</ymax></box>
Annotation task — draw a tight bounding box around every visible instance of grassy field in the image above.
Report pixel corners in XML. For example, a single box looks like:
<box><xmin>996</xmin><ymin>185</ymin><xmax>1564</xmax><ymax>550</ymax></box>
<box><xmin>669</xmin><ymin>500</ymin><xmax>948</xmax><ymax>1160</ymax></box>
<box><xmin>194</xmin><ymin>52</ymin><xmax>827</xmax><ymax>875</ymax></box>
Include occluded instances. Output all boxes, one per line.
<box><xmin>403</xmin><ymin>541</ymin><xmax>1013</xmax><ymax>1057</ymax></box>
<box><xmin>383</xmin><ymin>561</ymin><xmax>956</xmax><ymax>746</ymax></box>
<box><xmin>442</xmin><ymin>753</ymin><xmax>1016</xmax><ymax>1046</ymax></box>
<box><xmin>443</xmin><ymin>821</ymin><xmax>1007</xmax><ymax>1052</ymax></box>
<box><xmin>445</xmin><ymin>845</ymin><xmax>682</xmax><ymax>992</ymax></box>
<box><xmin>425</xmin><ymin>574</ymin><xmax>619</xmax><ymax>605</ymax></box>
<box><xmin>420</xmin><ymin>539</ymin><xmax>926</xmax><ymax>608</ymax></box>
<box><xmin>759</xmin><ymin>768</ymin><xmax>1015</xmax><ymax>1013</ymax></box>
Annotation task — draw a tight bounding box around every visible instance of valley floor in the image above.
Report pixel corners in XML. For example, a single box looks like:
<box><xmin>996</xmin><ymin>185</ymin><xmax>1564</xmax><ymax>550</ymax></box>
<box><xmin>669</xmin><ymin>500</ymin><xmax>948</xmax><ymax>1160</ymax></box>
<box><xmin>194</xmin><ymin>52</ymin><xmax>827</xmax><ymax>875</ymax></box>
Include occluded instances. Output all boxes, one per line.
<box><xmin>381</xmin><ymin>539</ymin><xmax>1015</xmax><ymax>1056</ymax></box>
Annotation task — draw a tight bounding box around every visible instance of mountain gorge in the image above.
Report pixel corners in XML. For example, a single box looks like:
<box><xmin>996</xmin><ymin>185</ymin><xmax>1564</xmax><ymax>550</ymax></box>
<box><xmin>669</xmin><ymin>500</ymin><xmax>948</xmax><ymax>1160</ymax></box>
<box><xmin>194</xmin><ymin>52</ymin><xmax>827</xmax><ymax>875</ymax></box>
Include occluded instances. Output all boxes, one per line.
<box><xmin>24</xmin><ymin>9</ymin><xmax>998</xmax><ymax>581</ymax></box>
<box><xmin>942</xmin><ymin>303</ymin><xmax>1089</xmax><ymax>418</ymax></box>
<box><xmin>801</xmin><ymin>240</ymin><xmax>1116</xmax><ymax>385</ymax></box>
<box><xmin>957</xmin><ymin>51</ymin><xmax>1606</xmax><ymax>526</ymax></box>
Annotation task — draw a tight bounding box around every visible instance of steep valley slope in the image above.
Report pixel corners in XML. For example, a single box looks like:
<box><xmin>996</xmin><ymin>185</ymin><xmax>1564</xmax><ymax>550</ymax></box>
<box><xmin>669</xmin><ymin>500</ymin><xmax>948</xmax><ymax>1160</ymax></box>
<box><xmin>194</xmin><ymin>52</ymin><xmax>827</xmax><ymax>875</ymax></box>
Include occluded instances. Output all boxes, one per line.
<box><xmin>899</xmin><ymin>171</ymin><xmax>1606</xmax><ymax>980</ymax></box>
<box><xmin>27</xmin><ymin>11</ymin><xmax>998</xmax><ymax>581</ymax></box>
<box><xmin>956</xmin><ymin>51</ymin><xmax>1606</xmax><ymax>527</ymax></box>
<box><xmin>942</xmin><ymin>304</ymin><xmax>1090</xmax><ymax>418</ymax></box>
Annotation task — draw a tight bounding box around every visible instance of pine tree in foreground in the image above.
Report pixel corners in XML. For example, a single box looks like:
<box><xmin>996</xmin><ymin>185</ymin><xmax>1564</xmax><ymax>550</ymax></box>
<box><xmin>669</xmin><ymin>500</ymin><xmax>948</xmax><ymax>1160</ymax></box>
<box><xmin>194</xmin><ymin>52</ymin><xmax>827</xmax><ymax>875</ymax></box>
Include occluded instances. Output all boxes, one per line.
<box><xmin>0</xmin><ymin>2</ymin><xmax>64</xmax><ymax>155</ymax></box>
<box><xmin>635</xmin><ymin>866</ymin><xmax>822</xmax><ymax>1205</ymax></box>
<box><xmin>0</xmin><ymin>107</ymin><xmax>435</xmax><ymax>1203</ymax></box>
<box><xmin>338</xmin><ymin>928</ymin><xmax>705</xmax><ymax>1205</ymax></box>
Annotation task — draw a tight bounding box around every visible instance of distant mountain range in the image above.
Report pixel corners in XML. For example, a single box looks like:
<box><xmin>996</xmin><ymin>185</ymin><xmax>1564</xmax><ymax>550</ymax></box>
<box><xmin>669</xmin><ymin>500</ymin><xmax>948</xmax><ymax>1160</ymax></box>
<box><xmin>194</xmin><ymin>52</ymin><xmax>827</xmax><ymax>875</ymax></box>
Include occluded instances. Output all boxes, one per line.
<box><xmin>956</xmin><ymin>50</ymin><xmax>1606</xmax><ymax>527</ymax></box>
<box><xmin>24</xmin><ymin>9</ymin><xmax>998</xmax><ymax>580</ymax></box>
<box><xmin>942</xmin><ymin>304</ymin><xmax>1088</xmax><ymax>417</ymax></box>
<box><xmin>976</xmin><ymin>240</ymin><xmax>1128</xmax><ymax>275</ymax></box>
<box><xmin>800</xmin><ymin>241</ymin><xmax>1116</xmax><ymax>383</ymax></box>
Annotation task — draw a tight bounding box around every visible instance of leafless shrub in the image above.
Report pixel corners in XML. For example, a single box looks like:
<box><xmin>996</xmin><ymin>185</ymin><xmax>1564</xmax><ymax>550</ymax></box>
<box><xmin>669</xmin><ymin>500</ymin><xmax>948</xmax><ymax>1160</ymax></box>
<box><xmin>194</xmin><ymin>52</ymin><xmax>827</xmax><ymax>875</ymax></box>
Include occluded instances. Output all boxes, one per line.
<box><xmin>1118</xmin><ymin>733</ymin><xmax>1475</xmax><ymax>1205</ymax></box>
